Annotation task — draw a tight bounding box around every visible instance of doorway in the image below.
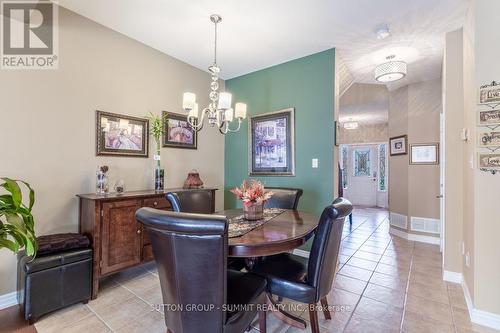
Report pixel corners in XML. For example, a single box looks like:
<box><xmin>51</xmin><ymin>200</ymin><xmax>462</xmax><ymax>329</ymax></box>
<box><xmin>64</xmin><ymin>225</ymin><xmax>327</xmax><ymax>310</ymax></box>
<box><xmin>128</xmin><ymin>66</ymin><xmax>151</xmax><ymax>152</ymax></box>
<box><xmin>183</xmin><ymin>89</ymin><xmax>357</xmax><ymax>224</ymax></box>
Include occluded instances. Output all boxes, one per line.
<box><xmin>340</xmin><ymin>143</ymin><xmax>388</xmax><ymax>208</ymax></box>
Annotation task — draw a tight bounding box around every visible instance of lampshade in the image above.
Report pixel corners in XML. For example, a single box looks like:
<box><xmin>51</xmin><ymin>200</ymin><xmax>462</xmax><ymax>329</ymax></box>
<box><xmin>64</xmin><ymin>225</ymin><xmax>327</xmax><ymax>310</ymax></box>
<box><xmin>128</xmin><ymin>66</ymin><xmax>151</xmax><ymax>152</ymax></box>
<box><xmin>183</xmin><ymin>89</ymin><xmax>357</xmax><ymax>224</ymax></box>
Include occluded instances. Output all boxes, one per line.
<box><xmin>225</xmin><ymin>108</ymin><xmax>234</xmax><ymax>122</ymax></box>
<box><xmin>183</xmin><ymin>92</ymin><xmax>196</xmax><ymax>110</ymax></box>
<box><xmin>218</xmin><ymin>92</ymin><xmax>232</xmax><ymax>109</ymax></box>
<box><xmin>375</xmin><ymin>61</ymin><xmax>407</xmax><ymax>82</ymax></box>
<box><xmin>235</xmin><ymin>103</ymin><xmax>247</xmax><ymax>119</ymax></box>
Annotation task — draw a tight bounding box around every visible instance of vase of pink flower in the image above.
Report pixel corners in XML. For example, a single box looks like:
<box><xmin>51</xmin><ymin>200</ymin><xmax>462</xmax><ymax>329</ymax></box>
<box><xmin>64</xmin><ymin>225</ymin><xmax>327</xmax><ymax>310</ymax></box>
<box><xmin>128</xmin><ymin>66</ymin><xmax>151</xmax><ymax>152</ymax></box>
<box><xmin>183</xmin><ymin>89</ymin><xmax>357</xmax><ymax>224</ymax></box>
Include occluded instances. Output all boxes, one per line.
<box><xmin>230</xmin><ymin>180</ymin><xmax>273</xmax><ymax>220</ymax></box>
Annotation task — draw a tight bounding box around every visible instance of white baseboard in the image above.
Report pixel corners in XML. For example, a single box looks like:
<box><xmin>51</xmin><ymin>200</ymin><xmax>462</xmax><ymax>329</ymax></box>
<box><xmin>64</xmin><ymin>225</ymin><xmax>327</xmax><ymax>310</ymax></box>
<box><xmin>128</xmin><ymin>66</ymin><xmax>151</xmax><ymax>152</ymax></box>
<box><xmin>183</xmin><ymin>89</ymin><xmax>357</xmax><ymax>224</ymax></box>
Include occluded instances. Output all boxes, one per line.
<box><xmin>459</xmin><ymin>277</ymin><xmax>500</xmax><ymax>330</ymax></box>
<box><xmin>443</xmin><ymin>270</ymin><xmax>463</xmax><ymax>284</ymax></box>
<box><xmin>292</xmin><ymin>249</ymin><xmax>310</xmax><ymax>258</ymax></box>
<box><xmin>389</xmin><ymin>227</ymin><xmax>440</xmax><ymax>245</ymax></box>
<box><xmin>0</xmin><ymin>291</ymin><xmax>18</xmax><ymax>310</ymax></box>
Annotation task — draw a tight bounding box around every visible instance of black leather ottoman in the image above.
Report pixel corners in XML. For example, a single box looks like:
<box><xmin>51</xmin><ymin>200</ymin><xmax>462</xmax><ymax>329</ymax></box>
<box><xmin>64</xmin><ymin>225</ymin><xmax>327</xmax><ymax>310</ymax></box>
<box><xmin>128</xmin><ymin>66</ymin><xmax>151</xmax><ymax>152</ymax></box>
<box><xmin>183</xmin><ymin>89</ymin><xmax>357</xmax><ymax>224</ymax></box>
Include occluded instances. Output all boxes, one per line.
<box><xmin>17</xmin><ymin>236</ymin><xmax>92</xmax><ymax>324</ymax></box>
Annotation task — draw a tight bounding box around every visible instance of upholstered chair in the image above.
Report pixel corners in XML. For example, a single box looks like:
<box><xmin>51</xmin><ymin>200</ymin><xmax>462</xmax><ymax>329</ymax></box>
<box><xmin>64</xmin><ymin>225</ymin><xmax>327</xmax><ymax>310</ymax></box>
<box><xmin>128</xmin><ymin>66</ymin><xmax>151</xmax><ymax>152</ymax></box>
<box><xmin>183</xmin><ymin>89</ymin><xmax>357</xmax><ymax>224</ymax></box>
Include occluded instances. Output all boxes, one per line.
<box><xmin>135</xmin><ymin>208</ymin><xmax>267</xmax><ymax>333</ymax></box>
<box><xmin>166</xmin><ymin>190</ymin><xmax>215</xmax><ymax>214</ymax></box>
<box><xmin>250</xmin><ymin>198</ymin><xmax>353</xmax><ymax>333</ymax></box>
<box><xmin>263</xmin><ymin>187</ymin><xmax>303</xmax><ymax>210</ymax></box>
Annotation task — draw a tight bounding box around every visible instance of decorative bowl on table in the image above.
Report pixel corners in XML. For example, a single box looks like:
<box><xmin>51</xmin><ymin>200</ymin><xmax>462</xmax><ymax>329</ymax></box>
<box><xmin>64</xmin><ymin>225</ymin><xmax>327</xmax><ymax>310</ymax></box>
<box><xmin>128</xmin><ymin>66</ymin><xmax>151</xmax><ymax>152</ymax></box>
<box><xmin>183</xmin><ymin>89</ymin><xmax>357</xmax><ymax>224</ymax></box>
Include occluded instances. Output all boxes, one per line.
<box><xmin>230</xmin><ymin>180</ymin><xmax>273</xmax><ymax>221</ymax></box>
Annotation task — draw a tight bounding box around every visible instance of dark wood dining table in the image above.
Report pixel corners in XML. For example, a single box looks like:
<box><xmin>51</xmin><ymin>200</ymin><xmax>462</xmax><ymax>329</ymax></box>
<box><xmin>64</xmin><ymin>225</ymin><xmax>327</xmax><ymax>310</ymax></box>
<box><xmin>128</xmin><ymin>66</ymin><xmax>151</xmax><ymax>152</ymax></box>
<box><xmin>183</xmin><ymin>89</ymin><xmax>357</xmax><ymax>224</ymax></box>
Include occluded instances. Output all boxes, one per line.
<box><xmin>218</xmin><ymin>208</ymin><xmax>320</xmax><ymax>329</ymax></box>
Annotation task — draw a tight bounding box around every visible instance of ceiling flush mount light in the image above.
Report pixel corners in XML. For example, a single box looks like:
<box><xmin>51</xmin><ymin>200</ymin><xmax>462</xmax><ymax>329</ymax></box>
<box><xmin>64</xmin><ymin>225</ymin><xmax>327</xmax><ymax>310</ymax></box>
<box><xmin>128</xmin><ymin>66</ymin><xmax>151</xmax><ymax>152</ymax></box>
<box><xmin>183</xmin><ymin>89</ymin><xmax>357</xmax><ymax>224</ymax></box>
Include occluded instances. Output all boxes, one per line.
<box><xmin>376</xmin><ymin>26</ymin><xmax>391</xmax><ymax>40</ymax></box>
<box><xmin>343</xmin><ymin>121</ymin><xmax>359</xmax><ymax>130</ymax></box>
<box><xmin>182</xmin><ymin>14</ymin><xmax>247</xmax><ymax>134</ymax></box>
<box><xmin>375</xmin><ymin>55</ymin><xmax>407</xmax><ymax>83</ymax></box>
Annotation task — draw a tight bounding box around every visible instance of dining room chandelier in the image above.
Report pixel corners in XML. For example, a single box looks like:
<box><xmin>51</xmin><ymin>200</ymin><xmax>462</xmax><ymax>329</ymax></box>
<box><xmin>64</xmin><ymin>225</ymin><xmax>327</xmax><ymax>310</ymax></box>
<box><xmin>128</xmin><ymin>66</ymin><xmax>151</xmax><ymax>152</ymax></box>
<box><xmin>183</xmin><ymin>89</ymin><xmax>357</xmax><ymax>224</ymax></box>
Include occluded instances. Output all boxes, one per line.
<box><xmin>182</xmin><ymin>14</ymin><xmax>247</xmax><ymax>134</ymax></box>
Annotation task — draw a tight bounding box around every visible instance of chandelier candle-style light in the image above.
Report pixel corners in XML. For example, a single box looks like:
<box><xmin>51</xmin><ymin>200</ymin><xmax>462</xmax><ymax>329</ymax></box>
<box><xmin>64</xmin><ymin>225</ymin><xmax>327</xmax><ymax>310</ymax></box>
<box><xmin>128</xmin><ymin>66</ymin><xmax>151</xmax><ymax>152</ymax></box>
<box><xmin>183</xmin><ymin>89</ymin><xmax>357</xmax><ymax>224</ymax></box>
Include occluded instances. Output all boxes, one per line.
<box><xmin>182</xmin><ymin>14</ymin><xmax>247</xmax><ymax>134</ymax></box>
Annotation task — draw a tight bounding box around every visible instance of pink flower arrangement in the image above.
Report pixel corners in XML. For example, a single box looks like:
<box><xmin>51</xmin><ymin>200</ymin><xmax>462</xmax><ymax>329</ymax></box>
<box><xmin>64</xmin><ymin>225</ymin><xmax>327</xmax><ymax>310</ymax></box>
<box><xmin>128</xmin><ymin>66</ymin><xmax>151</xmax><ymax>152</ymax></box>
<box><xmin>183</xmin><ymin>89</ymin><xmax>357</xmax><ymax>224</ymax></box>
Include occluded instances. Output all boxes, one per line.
<box><xmin>230</xmin><ymin>180</ymin><xmax>273</xmax><ymax>207</ymax></box>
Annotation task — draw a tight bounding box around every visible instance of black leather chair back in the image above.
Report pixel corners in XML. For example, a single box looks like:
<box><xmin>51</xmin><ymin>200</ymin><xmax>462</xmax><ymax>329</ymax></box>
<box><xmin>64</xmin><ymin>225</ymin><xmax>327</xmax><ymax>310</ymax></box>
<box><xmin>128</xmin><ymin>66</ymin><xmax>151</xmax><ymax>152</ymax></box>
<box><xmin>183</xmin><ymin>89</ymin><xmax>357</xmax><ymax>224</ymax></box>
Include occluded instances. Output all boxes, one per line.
<box><xmin>307</xmin><ymin>198</ymin><xmax>352</xmax><ymax>301</ymax></box>
<box><xmin>135</xmin><ymin>208</ymin><xmax>228</xmax><ymax>333</ymax></box>
<box><xmin>166</xmin><ymin>190</ymin><xmax>215</xmax><ymax>214</ymax></box>
<box><xmin>263</xmin><ymin>187</ymin><xmax>303</xmax><ymax>210</ymax></box>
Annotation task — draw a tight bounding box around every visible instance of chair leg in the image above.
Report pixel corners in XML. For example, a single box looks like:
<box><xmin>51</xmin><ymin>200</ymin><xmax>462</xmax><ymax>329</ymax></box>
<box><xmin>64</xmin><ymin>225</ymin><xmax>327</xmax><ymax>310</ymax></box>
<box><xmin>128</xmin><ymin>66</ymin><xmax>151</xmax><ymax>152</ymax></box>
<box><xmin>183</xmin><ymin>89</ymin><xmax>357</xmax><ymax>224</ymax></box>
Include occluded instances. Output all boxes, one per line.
<box><xmin>258</xmin><ymin>309</ymin><xmax>267</xmax><ymax>333</ymax></box>
<box><xmin>320</xmin><ymin>297</ymin><xmax>331</xmax><ymax>320</ymax></box>
<box><xmin>308</xmin><ymin>304</ymin><xmax>320</xmax><ymax>333</ymax></box>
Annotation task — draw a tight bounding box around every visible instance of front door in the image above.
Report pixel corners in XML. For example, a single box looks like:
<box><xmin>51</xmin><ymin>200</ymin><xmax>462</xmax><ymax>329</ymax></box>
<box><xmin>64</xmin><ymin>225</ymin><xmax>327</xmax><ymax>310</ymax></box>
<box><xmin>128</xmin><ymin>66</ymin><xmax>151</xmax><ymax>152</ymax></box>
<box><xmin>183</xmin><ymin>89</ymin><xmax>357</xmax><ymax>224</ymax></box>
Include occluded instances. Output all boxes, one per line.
<box><xmin>344</xmin><ymin>145</ymin><xmax>378</xmax><ymax>206</ymax></box>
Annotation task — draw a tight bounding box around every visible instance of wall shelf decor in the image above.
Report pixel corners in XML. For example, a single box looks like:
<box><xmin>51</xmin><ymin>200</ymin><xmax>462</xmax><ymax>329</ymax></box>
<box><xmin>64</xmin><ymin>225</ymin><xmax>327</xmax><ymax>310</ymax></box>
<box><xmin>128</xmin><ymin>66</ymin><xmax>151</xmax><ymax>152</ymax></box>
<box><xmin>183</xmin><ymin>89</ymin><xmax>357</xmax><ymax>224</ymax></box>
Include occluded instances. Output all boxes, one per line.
<box><xmin>477</xmin><ymin>81</ymin><xmax>500</xmax><ymax>175</ymax></box>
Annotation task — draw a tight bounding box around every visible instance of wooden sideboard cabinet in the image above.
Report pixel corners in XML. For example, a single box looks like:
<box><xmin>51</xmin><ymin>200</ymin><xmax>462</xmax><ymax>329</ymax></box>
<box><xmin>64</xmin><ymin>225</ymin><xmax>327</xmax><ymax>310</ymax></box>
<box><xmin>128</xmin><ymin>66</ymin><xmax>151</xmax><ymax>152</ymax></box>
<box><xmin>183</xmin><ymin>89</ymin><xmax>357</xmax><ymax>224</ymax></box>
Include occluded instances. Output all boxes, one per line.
<box><xmin>77</xmin><ymin>188</ymin><xmax>216</xmax><ymax>299</ymax></box>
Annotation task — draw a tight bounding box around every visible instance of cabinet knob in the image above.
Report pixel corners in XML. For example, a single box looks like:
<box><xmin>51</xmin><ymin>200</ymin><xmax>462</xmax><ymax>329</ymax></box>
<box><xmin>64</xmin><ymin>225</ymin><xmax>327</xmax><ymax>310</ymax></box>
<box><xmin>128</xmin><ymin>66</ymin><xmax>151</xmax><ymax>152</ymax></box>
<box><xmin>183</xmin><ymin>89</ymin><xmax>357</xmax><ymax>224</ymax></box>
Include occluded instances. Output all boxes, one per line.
<box><xmin>137</xmin><ymin>229</ymin><xmax>141</xmax><ymax>234</ymax></box>
<box><xmin>153</xmin><ymin>201</ymin><xmax>158</xmax><ymax>206</ymax></box>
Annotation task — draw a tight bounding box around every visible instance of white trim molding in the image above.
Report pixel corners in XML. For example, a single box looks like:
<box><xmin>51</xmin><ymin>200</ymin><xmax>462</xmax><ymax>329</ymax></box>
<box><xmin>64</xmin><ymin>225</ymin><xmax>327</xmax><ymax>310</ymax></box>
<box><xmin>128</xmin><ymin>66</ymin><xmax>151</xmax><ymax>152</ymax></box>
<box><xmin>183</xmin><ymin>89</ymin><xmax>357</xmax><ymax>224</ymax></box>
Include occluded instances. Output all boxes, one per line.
<box><xmin>443</xmin><ymin>270</ymin><xmax>463</xmax><ymax>284</ymax></box>
<box><xmin>0</xmin><ymin>291</ymin><xmax>18</xmax><ymax>310</ymax></box>
<box><xmin>443</xmin><ymin>274</ymin><xmax>500</xmax><ymax>330</ymax></box>
<box><xmin>462</xmin><ymin>280</ymin><xmax>500</xmax><ymax>330</ymax></box>
<box><xmin>389</xmin><ymin>226</ymin><xmax>440</xmax><ymax>245</ymax></box>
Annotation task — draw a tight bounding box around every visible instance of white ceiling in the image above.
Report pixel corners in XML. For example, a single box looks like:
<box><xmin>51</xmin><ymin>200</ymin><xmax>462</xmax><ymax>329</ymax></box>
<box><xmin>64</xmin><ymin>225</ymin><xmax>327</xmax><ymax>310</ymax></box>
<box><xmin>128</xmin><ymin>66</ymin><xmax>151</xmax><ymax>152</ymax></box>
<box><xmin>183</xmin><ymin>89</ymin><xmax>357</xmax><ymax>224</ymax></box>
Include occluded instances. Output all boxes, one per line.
<box><xmin>58</xmin><ymin>0</ymin><xmax>469</xmax><ymax>90</ymax></box>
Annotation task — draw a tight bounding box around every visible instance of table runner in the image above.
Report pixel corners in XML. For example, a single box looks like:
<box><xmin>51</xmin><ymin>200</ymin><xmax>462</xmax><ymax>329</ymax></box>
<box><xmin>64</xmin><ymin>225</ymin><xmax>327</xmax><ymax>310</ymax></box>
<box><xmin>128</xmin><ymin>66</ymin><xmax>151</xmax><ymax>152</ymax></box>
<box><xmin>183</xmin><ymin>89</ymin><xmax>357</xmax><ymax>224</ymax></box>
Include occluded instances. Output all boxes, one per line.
<box><xmin>228</xmin><ymin>208</ymin><xmax>285</xmax><ymax>238</ymax></box>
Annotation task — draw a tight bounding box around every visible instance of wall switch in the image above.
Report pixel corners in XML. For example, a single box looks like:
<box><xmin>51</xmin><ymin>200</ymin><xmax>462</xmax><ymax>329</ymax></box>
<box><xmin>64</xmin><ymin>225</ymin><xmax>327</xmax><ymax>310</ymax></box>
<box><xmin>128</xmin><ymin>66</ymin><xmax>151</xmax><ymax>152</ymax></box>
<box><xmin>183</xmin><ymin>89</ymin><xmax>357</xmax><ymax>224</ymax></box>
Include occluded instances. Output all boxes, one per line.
<box><xmin>469</xmin><ymin>154</ymin><xmax>474</xmax><ymax>169</ymax></box>
<box><xmin>465</xmin><ymin>252</ymin><xmax>470</xmax><ymax>267</ymax></box>
<box><xmin>461</xmin><ymin>128</ymin><xmax>469</xmax><ymax>141</ymax></box>
<box><xmin>462</xmin><ymin>242</ymin><xmax>465</xmax><ymax>255</ymax></box>
<box><xmin>312</xmin><ymin>158</ymin><xmax>319</xmax><ymax>168</ymax></box>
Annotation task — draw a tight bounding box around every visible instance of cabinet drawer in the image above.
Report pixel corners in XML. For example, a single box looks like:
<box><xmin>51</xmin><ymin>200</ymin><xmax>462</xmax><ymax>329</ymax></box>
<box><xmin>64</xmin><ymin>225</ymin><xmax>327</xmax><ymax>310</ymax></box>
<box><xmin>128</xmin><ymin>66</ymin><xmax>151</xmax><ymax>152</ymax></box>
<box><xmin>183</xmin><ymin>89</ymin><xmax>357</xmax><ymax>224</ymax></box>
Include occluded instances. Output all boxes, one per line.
<box><xmin>142</xmin><ymin>245</ymin><xmax>154</xmax><ymax>262</ymax></box>
<box><xmin>143</xmin><ymin>197</ymin><xmax>171</xmax><ymax>209</ymax></box>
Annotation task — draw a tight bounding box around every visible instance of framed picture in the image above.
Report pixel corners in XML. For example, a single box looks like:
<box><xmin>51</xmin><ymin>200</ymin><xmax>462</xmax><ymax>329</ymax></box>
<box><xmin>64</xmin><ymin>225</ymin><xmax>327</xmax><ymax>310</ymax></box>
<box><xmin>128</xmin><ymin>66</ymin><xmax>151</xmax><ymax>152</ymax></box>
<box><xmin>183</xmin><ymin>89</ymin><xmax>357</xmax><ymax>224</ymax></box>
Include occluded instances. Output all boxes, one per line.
<box><xmin>389</xmin><ymin>135</ymin><xmax>407</xmax><ymax>156</ymax></box>
<box><xmin>478</xmin><ymin>131</ymin><xmax>500</xmax><ymax>147</ymax></box>
<box><xmin>96</xmin><ymin>111</ymin><xmax>149</xmax><ymax>157</ymax></box>
<box><xmin>249</xmin><ymin>108</ymin><xmax>295</xmax><ymax>176</ymax></box>
<box><xmin>477</xmin><ymin>109</ymin><xmax>500</xmax><ymax>126</ymax></box>
<box><xmin>162</xmin><ymin>111</ymin><xmax>197</xmax><ymax>149</ymax></box>
<box><xmin>410</xmin><ymin>143</ymin><xmax>439</xmax><ymax>165</ymax></box>
<box><xmin>479</xmin><ymin>84</ymin><xmax>500</xmax><ymax>105</ymax></box>
<box><xmin>478</xmin><ymin>153</ymin><xmax>500</xmax><ymax>168</ymax></box>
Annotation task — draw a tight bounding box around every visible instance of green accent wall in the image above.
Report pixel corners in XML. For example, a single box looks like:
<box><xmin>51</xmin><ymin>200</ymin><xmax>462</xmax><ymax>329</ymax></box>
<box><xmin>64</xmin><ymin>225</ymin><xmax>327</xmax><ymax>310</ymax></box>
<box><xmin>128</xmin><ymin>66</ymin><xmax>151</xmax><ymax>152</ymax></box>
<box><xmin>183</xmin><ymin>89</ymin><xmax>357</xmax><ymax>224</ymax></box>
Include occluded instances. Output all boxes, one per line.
<box><xmin>224</xmin><ymin>49</ymin><xmax>336</xmax><ymax>217</ymax></box>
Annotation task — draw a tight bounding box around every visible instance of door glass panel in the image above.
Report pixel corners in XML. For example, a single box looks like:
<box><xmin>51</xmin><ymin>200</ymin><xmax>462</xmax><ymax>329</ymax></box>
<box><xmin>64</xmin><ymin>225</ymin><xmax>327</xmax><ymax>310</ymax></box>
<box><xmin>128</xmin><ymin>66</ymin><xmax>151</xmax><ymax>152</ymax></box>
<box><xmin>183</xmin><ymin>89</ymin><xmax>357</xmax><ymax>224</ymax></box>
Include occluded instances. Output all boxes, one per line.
<box><xmin>353</xmin><ymin>149</ymin><xmax>371</xmax><ymax>177</ymax></box>
<box><xmin>378</xmin><ymin>144</ymin><xmax>387</xmax><ymax>191</ymax></box>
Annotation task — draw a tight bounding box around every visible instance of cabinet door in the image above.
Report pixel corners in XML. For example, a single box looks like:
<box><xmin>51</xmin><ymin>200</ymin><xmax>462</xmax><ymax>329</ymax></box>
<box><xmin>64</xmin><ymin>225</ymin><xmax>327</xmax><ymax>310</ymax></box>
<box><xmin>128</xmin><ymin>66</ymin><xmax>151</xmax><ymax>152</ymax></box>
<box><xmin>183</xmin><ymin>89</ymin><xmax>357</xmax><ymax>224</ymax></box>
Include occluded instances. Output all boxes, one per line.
<box><xmin>100</xmin><ymin>199</ymin><xmax>142</xmax><ymax>275</ymax></box>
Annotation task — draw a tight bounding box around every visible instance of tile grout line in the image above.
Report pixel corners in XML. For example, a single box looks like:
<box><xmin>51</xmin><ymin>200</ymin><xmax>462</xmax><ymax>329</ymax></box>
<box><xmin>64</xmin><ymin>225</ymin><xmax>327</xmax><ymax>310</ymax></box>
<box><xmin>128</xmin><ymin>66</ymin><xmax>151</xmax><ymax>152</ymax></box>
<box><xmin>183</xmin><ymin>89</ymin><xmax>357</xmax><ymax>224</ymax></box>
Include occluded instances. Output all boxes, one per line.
<box><xmin>340</xmin><ymin>213</ymin><xmax>393</xmax><ymax>332</ymax></box>
<box><xmin>84</xmin><ymin>304</ymin><xmax>116</xmax><ymax>332</ymax></box>
<box><xmin>398</xmin><ymin>240</ymin><xmax>415</xmax><ymax>333</ymax></box>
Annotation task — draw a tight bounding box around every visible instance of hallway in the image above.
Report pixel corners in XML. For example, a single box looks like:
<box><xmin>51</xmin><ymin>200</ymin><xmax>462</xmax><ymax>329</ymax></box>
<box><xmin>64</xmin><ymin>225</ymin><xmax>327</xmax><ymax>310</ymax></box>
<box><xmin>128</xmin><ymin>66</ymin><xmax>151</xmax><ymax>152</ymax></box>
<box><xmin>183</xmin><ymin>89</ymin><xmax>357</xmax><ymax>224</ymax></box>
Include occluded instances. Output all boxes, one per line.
<box><xmin>328</xmin><ymin>206</ymin><xmax>495</xmax><ymax>332</ymax></box>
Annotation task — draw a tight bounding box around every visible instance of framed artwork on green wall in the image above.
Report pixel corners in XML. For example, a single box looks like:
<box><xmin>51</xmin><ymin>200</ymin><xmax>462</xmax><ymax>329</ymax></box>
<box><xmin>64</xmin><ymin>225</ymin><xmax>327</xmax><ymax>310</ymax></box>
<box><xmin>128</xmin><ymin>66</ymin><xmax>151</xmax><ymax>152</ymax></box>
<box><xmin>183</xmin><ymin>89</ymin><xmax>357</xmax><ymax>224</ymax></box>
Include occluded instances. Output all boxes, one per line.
<box><xmin>248</xmin><ymin>108</ymin><xmax>295</xmax><ymax>176</ymax></box>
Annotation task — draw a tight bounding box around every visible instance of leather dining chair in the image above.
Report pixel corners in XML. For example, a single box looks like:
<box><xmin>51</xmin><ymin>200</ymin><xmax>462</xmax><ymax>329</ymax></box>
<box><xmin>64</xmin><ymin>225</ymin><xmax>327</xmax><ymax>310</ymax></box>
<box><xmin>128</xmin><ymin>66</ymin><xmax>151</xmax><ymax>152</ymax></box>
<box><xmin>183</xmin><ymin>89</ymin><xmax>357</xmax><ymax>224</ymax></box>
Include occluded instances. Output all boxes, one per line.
<box><xmin>263</xmin><ymin>187</ymin><xmax>303</xmax><ymax>210</ymax></box>
<box><xmin>249</xmin><ymin>198</ymin><xmax>353</xmax><ymax>333</ymax></box>
<box><xmin>135</xmin><ymin>208</ymin><xmax>267</xmax><ymax>333</ymax></box>
<box><xmin>166</xmin><ymin>190</ymin><xmax>215</xmax><ymax>214</ymax></box>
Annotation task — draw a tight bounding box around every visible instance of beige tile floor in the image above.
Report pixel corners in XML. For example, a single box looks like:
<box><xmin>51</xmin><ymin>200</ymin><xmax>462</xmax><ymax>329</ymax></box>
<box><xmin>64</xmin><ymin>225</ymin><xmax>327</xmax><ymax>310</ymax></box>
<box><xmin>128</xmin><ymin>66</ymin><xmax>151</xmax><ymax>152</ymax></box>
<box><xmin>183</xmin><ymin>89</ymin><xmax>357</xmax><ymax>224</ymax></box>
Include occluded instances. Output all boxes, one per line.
<box><xmin>34</xmin><ymin>207</ymin><xmax>499</xmax><ymax>333</ymax></box>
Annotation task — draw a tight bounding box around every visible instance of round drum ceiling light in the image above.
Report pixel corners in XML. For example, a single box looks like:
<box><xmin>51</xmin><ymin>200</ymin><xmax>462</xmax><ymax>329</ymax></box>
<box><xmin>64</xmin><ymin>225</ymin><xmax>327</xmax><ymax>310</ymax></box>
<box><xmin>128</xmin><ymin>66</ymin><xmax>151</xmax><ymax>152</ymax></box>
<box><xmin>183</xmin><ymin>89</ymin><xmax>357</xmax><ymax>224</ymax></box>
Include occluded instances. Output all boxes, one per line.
<box><xmin>375</xmin><ymin>55</ymin><xmax>407</xmax><ymax>83</ymax></box>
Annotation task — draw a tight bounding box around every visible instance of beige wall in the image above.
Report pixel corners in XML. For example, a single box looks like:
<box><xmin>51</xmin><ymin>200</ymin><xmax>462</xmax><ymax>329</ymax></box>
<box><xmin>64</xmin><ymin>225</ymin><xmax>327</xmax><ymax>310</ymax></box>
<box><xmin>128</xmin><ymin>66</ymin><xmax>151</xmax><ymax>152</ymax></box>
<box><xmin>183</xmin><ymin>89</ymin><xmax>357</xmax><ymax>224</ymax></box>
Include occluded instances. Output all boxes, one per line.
<box><xmin>389</xmin><ymin>79</ymin><xmax>442</xmax><ymax>233</ymax></box>
<box><xmin>462</xmin><ymin>2</ymin><xmax>476</xmax><ymax>301</ymax></box>
<box><xmin>388</xmin><ymin>87</ymin><xmax>409</xmax><ymax>216</ymax></box>
<box><xmin>338</xmin><ymin>123</ymin><xmax>388</xmax><ymax>145</ymax></box>
<box><xmin>0</xmin><ymin>8</ymin><xmax>225</xmax><ymax>295</ymax></box>
<box><xmin>472</xmin><ymin>0</ymin><xmax>500</xmax><ymax>314</ymax></box>
<box><xmin>443</xmin><ymin>0</ymin><xmax>500</xmax><ymax>316</ymax></box>
<box><xmin>443</xmin><ymin>29</ymin><xmax>465</xmax><ymax>274</ymax></box>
